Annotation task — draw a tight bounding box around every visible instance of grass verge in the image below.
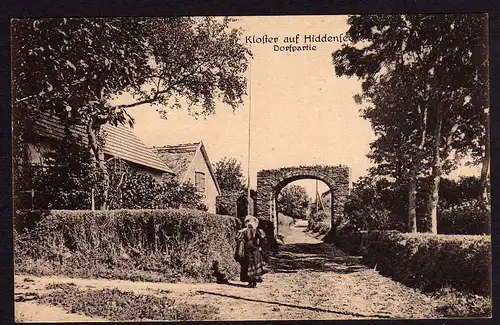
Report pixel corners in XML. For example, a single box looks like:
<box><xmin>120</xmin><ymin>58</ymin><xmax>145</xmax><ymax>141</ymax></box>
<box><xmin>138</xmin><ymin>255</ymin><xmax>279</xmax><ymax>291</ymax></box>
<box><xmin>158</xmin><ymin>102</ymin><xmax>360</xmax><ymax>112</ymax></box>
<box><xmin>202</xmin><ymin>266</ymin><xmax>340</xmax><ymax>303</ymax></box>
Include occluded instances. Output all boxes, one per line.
<box><xmin>38</xmin><ymin>284</ymin><xmax>219</xmax><ymax>321</ymax></box>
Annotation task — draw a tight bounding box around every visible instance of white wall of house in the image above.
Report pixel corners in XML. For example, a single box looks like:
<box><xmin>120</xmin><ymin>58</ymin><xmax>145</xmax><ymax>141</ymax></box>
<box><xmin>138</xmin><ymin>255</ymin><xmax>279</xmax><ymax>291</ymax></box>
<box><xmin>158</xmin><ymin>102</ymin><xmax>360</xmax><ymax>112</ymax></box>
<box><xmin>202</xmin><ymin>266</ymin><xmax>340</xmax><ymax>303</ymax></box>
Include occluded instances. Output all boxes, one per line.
<box><xmin>183</xmin><ymin>150</ymin><xmax>219</xmax><ymax>213</ymax></box>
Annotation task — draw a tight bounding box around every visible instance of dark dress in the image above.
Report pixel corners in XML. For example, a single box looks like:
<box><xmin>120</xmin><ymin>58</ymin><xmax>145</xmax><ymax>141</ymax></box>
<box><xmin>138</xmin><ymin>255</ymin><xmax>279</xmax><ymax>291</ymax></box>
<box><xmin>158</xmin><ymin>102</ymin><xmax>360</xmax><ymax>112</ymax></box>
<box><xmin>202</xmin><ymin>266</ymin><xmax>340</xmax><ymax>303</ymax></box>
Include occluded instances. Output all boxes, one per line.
<box><xmin>236</xmin><ymin>227</ymin><xmax>265</xmax><ymax>283</ymax></box>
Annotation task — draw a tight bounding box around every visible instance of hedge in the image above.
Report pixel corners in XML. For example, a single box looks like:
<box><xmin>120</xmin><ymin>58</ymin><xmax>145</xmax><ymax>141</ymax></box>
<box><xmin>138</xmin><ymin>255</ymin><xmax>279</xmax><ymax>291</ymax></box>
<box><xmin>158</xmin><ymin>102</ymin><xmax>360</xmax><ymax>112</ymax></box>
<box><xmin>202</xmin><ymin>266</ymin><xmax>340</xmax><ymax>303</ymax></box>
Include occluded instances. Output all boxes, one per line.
<box><xmin>14</xmin><ymin>209</ymin><xmax>241</xmax><ymax>282</ymax></box>
<box><xmin>360</xmin><ymin>231</ymin><xmax>491</xmax><ymax>296</ymax></box>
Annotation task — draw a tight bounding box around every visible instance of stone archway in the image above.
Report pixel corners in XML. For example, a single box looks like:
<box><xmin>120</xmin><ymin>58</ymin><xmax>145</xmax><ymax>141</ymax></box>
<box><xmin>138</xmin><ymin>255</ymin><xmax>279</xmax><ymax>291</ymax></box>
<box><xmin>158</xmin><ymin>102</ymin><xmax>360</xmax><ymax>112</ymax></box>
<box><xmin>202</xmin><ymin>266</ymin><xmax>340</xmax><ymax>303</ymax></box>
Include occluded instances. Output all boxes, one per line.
<box><xmin>256</xmin><ymin>165</ymin><xmax>350</xmax><ymax>239</ymax></box>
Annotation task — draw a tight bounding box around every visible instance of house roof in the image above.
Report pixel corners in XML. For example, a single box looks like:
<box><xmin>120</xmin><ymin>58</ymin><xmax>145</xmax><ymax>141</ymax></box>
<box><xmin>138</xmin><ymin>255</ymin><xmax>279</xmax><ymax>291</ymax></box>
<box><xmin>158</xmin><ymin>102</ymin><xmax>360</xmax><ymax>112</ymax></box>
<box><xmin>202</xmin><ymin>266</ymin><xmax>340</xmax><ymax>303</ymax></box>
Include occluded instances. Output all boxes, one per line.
<box><xmin>151</xmin><ymin>143</ymin><xmax>199</xmax><ymax>180</ymax></box>
<box><xmin>32</xmin><ymin>115</ymin><xmax>175</xmax><ymax>174</ymax></box>
<box><xmin>151</xmin><ymin>141</ymin><xmax>221</xmax><ymax>194</ymax></box>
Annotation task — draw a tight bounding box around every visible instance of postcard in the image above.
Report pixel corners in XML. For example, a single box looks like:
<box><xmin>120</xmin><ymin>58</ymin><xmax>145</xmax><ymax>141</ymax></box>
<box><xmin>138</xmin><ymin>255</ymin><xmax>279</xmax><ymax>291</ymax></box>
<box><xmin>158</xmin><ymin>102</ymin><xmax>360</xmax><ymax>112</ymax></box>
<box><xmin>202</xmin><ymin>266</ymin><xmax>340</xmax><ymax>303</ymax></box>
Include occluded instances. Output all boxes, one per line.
<box><xmin>12</xmin><ymin>14</ymin><xmax>491</xmax><ymax>321</ymax></box>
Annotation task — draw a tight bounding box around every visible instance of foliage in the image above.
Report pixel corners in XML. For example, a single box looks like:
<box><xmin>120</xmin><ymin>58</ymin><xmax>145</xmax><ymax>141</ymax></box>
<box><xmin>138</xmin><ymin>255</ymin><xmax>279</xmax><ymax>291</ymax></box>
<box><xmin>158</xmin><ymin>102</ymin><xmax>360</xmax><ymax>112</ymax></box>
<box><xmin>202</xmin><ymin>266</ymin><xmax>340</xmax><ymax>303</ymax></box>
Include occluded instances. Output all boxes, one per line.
<box><xmin>333</xmin><ymin>14</ymin><xmax>489</xmax><ymax>232</ymax></box>
<box><xmin>309</xmin><ymin>210</ymin><xmax>329</xmax><ymax>225</ymax></box>
<box><xmin>277</xmin><ymin>184</ymin><xmax>310</xmax><ymax>220</ymax></box>
<box><xmin>12</xmin><ymin>17</ymin><xmax>250</xmax><ymax>122</ymax></box>
<box><xmin>430</xmin><ymin>287</ymin><xmax>491</xmax><ymax>318</ymax></box>
<box><xmin>436</xmin><ymin>176</ymin><xmax>490</xmax><ymax>235</ymax></box>
<box><xmin>215</xmin><ymin>194</ymin><xmax>238</xmax><ymax>216</ymax></box>
<box><xmin>341</xmin><ymin>175</ymin><xmax>489</xmax><ymax>235</ymax></box>
<box><xmin>439</xmin><ymin>176</ymin><xmax>483</xmax><ymax>209</ymax></box>
<box><xmin>17</xmin><ymin>136</ymin><xmax>206</xmax><ymax>210</ymax></box>
<box><xmin>307</xmin><ymin>210</ymin><xmax>330</xmax><ymax>235</ymax></box>
<box><xmin>343</xmin><ymin>176</ymin><xmax>407</xmax><ymax>232</ymax></box>
<box><xmin>18</xmin><ymin>129</ymin><xmax>101</xmax><ymax>210</ymax></box>
<box><xmin>361</xmin><ymin>231</ymin><xmax>491</xmax><ymax>296</ymax></box>
<box><xmin>213</xmin><ymin>157</ymin><xmax>246</xmax><ymax>195</ymax></box>
<box><xmin>12</xmin><ymin>17</ymin><xmax>251</xmax><ymax>208</ymax></box>
<box><xmin>39</xmin><ymin>286</ymin><xmax>219</xmax><ymax>321</ymax></box>
<box><xmin>333</xmin><ymin>14</ymin><xmax>488</xmax><ymax>170</ymax></box>
<box><xmin>14</xmin><ymin>209</ymin><xmax>241</xmax><ymax>282</ymax></box>
<box><xmin>277</xmin><ymin>213</ymin><xmax>294</xmax><ymax>229</ymax></box>
<box><xmin>438</xmin><ymin>199</ymin><xmax>490</xmax><ymax>235</ymax></box>
<box><xmin>161</xmin><ymin>179</ymin><xmax>208</xmax><ymax>211</ymax></box>
<box><xmin>108</xmin><ymin>171</ymin><xmax>207</xmax><ymax>211</ymax></box>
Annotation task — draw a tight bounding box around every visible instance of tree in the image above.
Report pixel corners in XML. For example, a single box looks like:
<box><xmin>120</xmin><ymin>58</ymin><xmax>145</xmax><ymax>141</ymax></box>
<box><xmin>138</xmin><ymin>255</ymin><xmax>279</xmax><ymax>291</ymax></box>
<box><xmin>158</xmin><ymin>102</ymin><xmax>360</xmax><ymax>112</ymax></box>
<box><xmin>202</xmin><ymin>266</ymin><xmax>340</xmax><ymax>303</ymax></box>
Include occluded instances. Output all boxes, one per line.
<box><xmin>343</xmin><ymin>176</ymin><xmax>407</xmax><ymax>232</ymax></box>
<box><xmin>277</xmin><ymin>184</ymin><xmax>311</xmax><ymax>220</ymax></box>
<box><xmin>116</xmin><ymin>173</ymin><xmax>207</xmax><ymax>210</ymax></box>
<box><xmin>12</xmin><ymin>17</ymin><xmax>251</xmax><ymax>209</ymax></box>
<box><xmin>360</xmin><ymin>72</ymin><xmax>433</xmax><ymax>232</ymax></box>
<box><xmin>213</xmin><ymin>157</ymin><xmax>246</xmax><ymax>194</ymax></box>
<box><xmin>333</xmin><ymin>14</ymin><xmax>488</xmax><ymax>233</ymax></box>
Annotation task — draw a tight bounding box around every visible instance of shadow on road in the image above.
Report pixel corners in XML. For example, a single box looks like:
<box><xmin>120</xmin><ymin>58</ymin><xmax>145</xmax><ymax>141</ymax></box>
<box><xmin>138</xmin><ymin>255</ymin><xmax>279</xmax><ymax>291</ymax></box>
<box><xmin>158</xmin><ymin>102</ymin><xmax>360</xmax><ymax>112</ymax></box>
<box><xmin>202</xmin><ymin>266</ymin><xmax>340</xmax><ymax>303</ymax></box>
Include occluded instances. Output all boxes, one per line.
<box><xmin>196</xmin><ymin>290</ymin><xmax>391</xmax><ymax>319</ymax></box>
<box><xmin>268</xmin><ymin>243</ymin><xmax>367</xmax><ymax>274</ymax></box>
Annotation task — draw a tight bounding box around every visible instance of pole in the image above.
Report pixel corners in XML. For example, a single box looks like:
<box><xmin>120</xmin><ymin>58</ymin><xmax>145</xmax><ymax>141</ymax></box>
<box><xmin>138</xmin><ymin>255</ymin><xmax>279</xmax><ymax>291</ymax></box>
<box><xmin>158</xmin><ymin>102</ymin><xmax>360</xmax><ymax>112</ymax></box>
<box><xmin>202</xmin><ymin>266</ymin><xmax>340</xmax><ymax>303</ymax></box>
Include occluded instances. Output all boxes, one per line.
<box><xmin>247</xmin><ymin>46</ymin><xmax>252</xmax><ymax>216</ymax></box>
<box><xmin>315</xmin><ymin>180</ymin><xmax>318</xmax><ymax>213</ymax></box>
<box><xmin>91</xmin><ymin>188</ymin><xmax>95</xmax><ymax>211</ymax></box>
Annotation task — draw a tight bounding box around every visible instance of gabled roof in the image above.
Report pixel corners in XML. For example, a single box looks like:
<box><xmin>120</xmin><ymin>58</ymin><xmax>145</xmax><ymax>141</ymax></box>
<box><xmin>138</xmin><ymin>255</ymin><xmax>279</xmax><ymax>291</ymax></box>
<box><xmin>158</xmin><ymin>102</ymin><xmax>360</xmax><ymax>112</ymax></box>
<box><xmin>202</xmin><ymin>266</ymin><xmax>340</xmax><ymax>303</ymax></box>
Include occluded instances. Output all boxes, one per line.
<box><xmin>32</xmin><ymin>115</ymin><xmax>175</xmax><ymax>174</ymax></box>
<box><xmin>151</xmin><ymin>143</ymin><xmax>199</xmax><ymax>180</ymax></box>
<box><xmin>152</xmin><ymin>141</ymin><xmax>221</xmax><ymax>194</ymax></box>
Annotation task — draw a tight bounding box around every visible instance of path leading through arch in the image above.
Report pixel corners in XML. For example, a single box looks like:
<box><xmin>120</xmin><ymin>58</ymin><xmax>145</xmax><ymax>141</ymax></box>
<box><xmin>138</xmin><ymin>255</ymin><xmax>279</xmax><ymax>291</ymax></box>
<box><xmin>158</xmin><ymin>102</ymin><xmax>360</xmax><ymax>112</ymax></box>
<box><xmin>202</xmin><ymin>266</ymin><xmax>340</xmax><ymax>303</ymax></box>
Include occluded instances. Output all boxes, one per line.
<box><xmin>16</xmin><ymin>221</ymin><xmax>448</xmax><ymax>321</ymax></box>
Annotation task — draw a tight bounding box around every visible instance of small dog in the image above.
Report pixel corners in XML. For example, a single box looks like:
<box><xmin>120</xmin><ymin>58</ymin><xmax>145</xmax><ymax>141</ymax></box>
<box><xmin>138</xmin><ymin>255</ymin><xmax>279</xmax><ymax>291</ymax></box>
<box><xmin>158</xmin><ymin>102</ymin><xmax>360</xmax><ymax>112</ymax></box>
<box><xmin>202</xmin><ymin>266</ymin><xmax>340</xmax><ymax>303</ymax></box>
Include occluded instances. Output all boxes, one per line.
<box><xmin>211</xmin><ymin>261</ymin><xmax>229</xmax><ymax>284</ymax></box>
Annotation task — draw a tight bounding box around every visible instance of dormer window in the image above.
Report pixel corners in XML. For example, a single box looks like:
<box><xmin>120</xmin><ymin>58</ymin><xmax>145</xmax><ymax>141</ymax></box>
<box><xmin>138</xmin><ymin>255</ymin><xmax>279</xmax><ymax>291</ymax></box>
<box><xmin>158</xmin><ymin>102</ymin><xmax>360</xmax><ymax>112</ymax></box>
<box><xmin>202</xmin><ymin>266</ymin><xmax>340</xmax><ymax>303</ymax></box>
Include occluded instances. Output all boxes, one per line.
<box><xmin>195</xmin><ymin>172</ymin><xmax>205</xmax><ymax>193</ymax></box>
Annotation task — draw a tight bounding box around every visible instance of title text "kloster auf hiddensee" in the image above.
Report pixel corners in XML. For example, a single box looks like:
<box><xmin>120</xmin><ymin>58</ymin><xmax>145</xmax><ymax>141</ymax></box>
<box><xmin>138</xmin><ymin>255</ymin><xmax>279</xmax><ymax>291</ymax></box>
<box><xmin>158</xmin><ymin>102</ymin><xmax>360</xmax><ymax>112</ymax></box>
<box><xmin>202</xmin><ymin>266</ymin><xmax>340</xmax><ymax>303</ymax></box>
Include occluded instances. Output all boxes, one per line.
<box><xmin>245</xmin><ymin>33</ymin><xmax>350</xmax><ymax>52</ymax></box>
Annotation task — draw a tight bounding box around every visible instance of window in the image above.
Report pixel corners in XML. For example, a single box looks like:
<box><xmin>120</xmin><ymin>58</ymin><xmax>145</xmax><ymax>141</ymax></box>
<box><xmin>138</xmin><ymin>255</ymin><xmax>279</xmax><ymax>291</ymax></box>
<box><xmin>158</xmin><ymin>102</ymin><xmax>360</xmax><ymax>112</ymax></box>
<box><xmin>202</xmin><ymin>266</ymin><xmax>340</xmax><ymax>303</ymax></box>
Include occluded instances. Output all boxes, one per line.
<box><xmin>195</xmin><ymin>172</ymin><xmax>205</xmax><ymax>193</ymax></box>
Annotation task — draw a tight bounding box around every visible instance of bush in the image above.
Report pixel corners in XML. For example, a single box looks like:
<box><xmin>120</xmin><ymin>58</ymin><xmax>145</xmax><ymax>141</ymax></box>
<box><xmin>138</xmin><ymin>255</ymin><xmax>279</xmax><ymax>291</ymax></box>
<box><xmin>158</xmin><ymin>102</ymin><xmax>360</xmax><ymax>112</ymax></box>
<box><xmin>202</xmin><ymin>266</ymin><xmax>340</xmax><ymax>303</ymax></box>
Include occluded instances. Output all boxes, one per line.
<box><xmin>343</xmin><ymin>177</ymin><xmax>407</xmax><ymax>232</ymax></box>
<box><xmin>277</xmin><ymin>213</ymin><xmax>294</xmax><ymax>230</ymax></box>
<box><xmin>438</xmin><ymin>199</ymin><xmax>490</xmax><ymax>235</ymax></box>
<box><xmin>109</xmin><ymin>172</ymin><xmax>207</xmax><ymax>211</ymax></box>
<box><xmin>307</xmin><ymin>210</ymin><xmax>330</xmax><ymax>235</ymax></box>
<box><xmin>277</xmin><ymin>184</ymin><xmax>310</xmax><ymax>219</ymax></box>
<box><xmin>361</xmin><ymin>231</ymin><xmax>491</xmax><ymax>296</ymax></box>
<box><xmin>14</xmin><ymin>209</ymin><xmax>241</xmax><ymax>282</ymax></box>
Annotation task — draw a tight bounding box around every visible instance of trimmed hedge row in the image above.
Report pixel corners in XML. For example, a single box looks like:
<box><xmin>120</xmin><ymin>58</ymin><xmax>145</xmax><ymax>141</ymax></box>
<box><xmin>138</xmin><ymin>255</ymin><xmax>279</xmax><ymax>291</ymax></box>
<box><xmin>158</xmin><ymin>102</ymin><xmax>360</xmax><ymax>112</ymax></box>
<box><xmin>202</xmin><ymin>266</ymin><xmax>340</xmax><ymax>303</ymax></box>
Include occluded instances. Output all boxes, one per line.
<box><xmin>359</xmin><ymin>231</ymin><xmax>491</xmax><ymax>296</ymax></box>
<box><xmin>14</xmin><ymin>209</ymin><xmax>241</xmax><ymax>282</ymax></box>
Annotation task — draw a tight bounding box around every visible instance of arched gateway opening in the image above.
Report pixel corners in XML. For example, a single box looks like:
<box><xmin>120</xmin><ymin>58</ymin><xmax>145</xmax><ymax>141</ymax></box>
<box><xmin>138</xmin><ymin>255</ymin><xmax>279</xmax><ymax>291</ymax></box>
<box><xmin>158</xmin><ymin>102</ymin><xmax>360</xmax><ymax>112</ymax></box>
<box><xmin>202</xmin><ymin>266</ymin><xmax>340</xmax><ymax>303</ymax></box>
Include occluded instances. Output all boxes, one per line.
<box><xmin>256</xmin><ymin>165</ymin><xmax>350</xmax><ymax>240</ymax></box>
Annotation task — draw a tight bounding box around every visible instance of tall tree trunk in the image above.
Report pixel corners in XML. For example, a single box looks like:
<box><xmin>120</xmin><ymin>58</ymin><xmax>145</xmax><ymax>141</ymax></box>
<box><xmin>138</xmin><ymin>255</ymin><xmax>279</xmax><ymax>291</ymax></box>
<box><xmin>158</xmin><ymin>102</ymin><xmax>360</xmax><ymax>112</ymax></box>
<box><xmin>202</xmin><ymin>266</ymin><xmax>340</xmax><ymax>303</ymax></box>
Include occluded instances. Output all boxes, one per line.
<box><xmin>87</xmin><ymin>117</ymin><xmax>109</xmax><ymax>210</ymax></box>
<box><xmin>428</xmin><ymin>116</ymin><xmax>459</xmax><ymax>234</ymax></box>
<box><xmin>408</xmin><ymin>168</ymin><xmax>418</xmax><ymax>233</ymax></box>
<box><xmin>408</xmin><ymin>103</ymin><xmax>428</xmax><ymax>233</ymax></box>
<box><xmin>479</xmin><ymin>109</ymin><xmax>490</xmax><ymax>205</ymax></box>
<box><xmin>427</xmin><ymin>118</ymin><xmax>443</xmax><ymax>234</ymax></box>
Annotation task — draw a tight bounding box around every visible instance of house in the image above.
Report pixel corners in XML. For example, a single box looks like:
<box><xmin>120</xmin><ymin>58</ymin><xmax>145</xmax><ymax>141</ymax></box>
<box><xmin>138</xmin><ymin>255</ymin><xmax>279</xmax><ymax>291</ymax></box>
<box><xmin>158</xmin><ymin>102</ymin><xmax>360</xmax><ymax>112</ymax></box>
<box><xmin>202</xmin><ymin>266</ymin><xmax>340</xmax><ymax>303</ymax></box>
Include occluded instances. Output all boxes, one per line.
<box><xmin>320</xmin><ymin>190</ymin><xmax>332</xmax><ymax>209</ymax></box>
<box><xmin>152</xmin><ymin>142</ymin><xmax>221</xmax><ymax>213</ymax></box>
<box><xmin>27</xmin><ymin>115</ymin><xmax>175</xmax><ymax>182</ymax></box>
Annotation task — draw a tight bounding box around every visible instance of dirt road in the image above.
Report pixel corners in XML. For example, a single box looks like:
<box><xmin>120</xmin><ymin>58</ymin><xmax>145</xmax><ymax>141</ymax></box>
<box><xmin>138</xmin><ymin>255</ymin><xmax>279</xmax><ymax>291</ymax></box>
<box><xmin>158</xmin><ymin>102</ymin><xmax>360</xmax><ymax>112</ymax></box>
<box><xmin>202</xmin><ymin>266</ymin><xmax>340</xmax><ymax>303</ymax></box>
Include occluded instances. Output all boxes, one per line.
<box><xmin>15</xmin><ymin>221</ymin><xmax>443</xmax><ymax>321</ymax></box>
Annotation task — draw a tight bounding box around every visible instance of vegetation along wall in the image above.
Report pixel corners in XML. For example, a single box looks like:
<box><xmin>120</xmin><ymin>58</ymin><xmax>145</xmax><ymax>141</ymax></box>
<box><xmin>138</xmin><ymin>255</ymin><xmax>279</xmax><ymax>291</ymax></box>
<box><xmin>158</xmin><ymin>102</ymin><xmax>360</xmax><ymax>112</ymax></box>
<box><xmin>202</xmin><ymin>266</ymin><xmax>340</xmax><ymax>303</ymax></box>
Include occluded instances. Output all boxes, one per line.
<box><xmin>337</xmin><ymin>230</ymin><xmax>491</xmax><ymax>296</ymax></box>
<box><xmin>14</xmin><ymin>209</ymin><xmax>241</xmax><ymax>283</ymax></box>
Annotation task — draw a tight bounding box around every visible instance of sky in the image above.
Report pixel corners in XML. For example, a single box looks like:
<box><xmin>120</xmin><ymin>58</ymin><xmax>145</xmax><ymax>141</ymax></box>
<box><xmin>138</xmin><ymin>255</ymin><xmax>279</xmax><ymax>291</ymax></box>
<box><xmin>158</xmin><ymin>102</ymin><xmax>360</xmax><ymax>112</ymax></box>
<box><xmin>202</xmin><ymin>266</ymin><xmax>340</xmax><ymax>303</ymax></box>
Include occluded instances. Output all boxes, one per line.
<box><xmin>117</xmin><ymin>15</ymin><xmax>479</xmax><ymax>199</ymax></box>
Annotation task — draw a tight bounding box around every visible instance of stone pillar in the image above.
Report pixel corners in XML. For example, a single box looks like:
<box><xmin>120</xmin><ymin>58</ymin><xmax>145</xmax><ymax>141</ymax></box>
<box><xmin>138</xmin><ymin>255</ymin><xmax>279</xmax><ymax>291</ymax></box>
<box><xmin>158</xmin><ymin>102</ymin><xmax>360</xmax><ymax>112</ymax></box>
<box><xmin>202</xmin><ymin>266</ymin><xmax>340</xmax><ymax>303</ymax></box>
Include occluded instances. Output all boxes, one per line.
<box><xmin>255</xmin><ymin>169</ymin><xmax>277</xmax><ymax>221</ymax></box>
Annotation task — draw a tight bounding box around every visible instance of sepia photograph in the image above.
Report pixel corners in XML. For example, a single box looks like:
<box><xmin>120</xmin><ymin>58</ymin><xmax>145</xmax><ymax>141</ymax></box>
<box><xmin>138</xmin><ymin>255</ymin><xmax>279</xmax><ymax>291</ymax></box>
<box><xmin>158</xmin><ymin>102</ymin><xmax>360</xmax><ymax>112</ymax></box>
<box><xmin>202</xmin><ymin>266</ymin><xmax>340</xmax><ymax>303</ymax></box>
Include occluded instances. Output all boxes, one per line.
<box><xmin>11</xmin><ymin>14</ymin><xmax>491</xmax><ymax>321</ymax></box>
